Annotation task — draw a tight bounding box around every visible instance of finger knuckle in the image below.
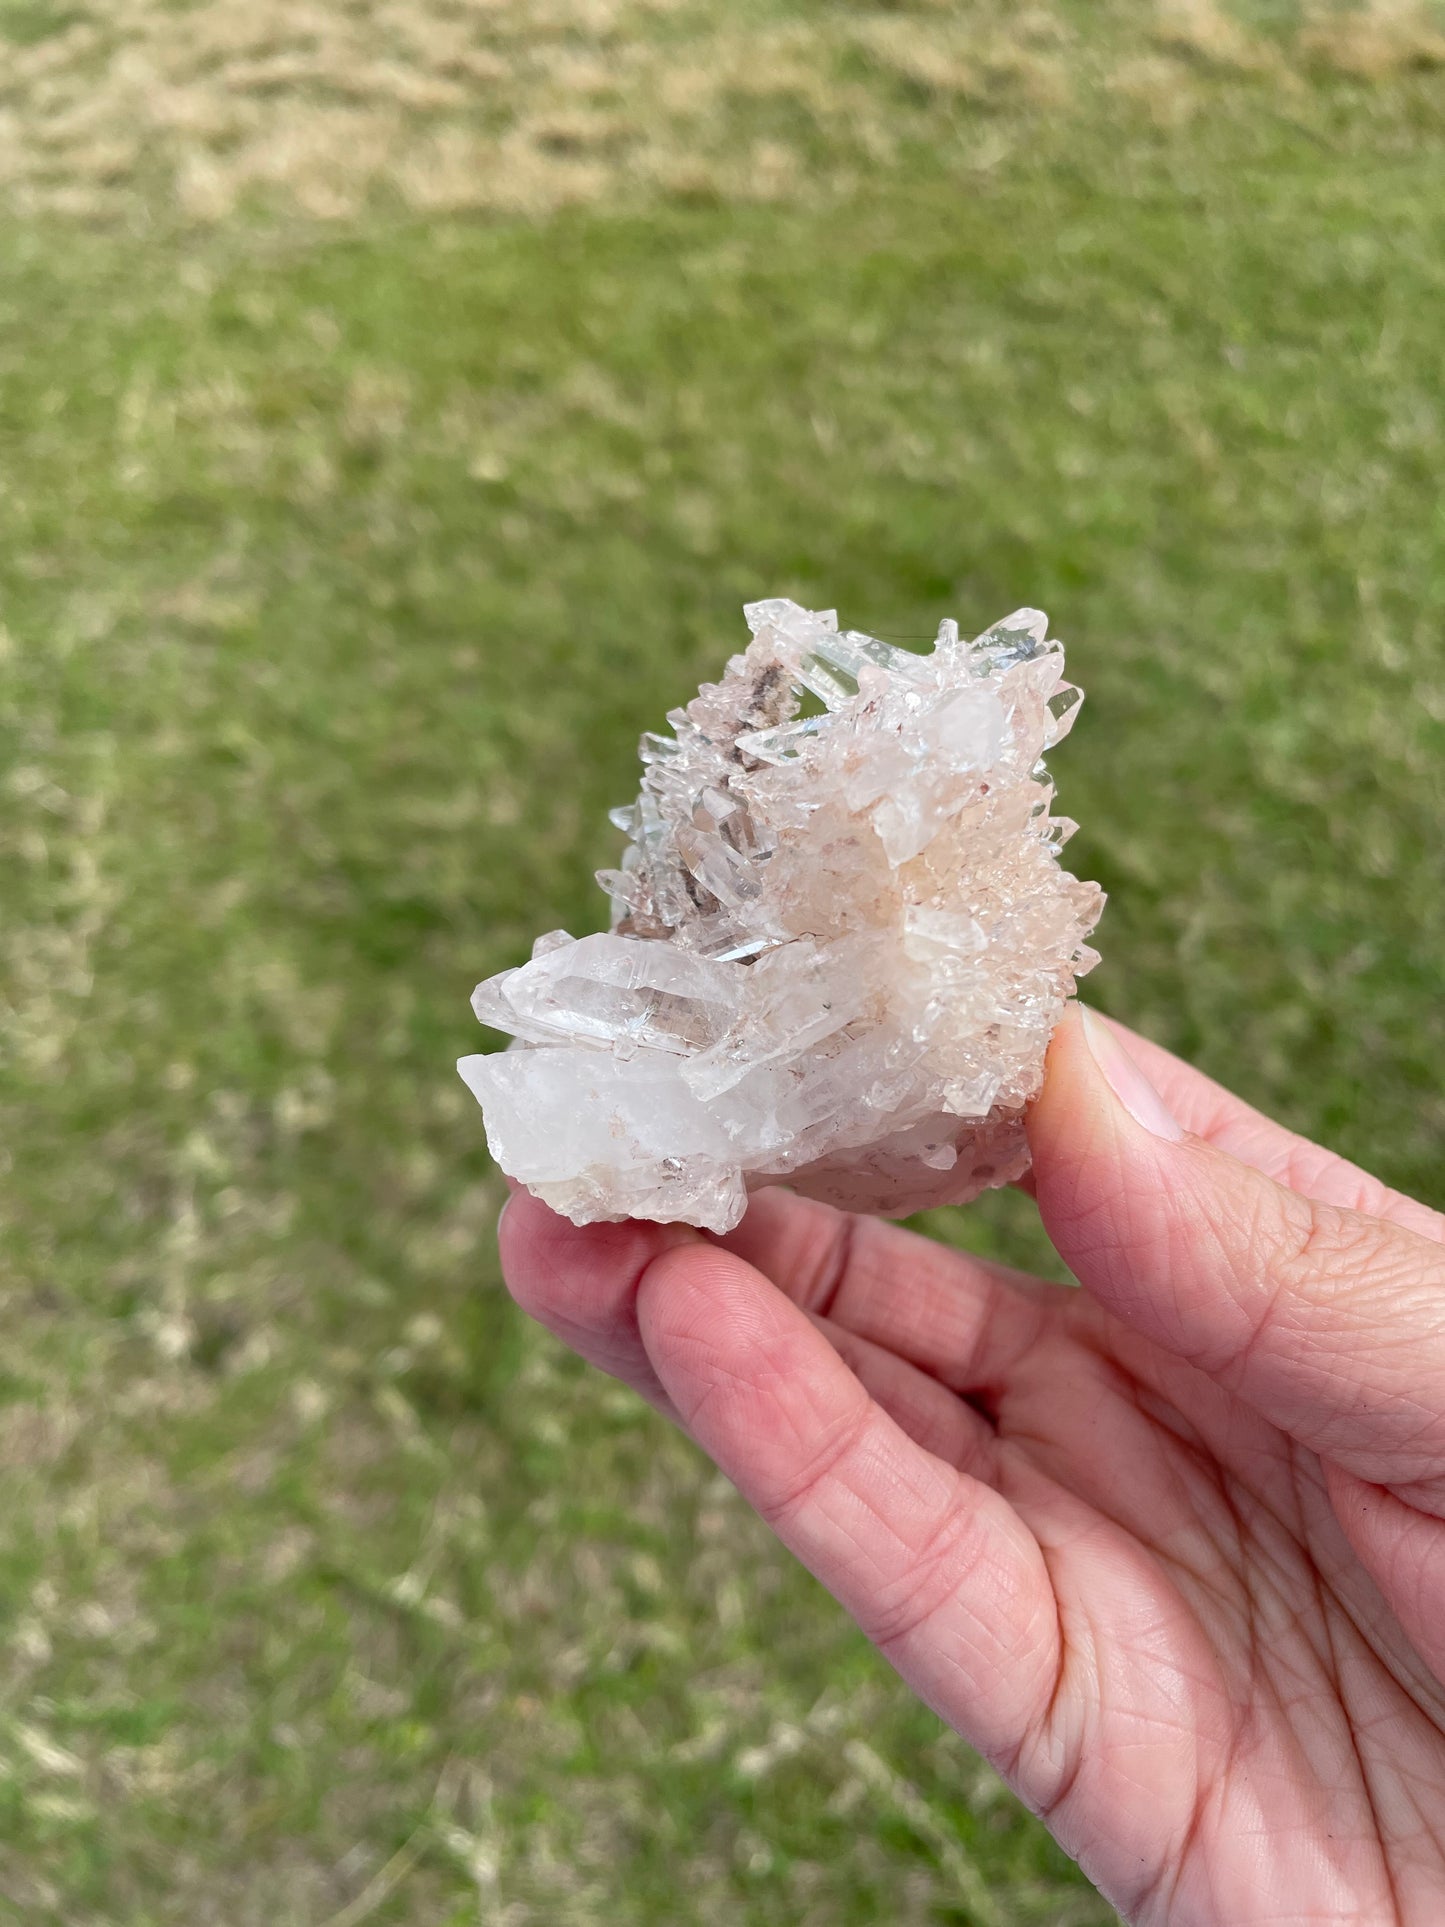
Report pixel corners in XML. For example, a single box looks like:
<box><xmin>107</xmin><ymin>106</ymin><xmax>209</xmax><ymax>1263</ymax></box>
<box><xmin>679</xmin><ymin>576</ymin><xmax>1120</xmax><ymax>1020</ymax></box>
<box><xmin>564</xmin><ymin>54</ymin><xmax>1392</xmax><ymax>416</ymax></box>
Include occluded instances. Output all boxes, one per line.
<box><xmin>1265</xmin><ymin>1205</ymin><xmax>1442</xmax><ymax>1321</ymax></box>
<box><xmin>758</xmin><ymin>1405</ymin><xmax>874</xmax><ymax>1529</ymax></box>
<box><xmin>861</xmin><ymin>1502</ymin><xmax>985</xmax><ymax>1653</ymax></box>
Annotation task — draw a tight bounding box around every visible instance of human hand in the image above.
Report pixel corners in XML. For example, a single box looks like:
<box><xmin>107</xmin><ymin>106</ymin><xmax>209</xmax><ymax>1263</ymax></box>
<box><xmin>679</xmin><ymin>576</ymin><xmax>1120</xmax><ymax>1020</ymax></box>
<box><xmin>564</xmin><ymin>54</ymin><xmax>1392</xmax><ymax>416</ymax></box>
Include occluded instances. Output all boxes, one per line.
<box><xmin>498</xmin><ymin>1007</ymin><xmax>1445</xmax><ymax>1924</ymax></box>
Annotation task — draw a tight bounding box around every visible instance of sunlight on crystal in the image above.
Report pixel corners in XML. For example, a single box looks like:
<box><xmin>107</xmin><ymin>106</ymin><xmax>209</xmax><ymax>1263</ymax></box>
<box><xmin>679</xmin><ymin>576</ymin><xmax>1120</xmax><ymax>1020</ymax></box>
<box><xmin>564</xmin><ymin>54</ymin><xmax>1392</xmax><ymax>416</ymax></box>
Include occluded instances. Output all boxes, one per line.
<box><xmin>460</xmin><ymin>601</ymin><xmax>1104</xmax><ymax>1231</ymax></box>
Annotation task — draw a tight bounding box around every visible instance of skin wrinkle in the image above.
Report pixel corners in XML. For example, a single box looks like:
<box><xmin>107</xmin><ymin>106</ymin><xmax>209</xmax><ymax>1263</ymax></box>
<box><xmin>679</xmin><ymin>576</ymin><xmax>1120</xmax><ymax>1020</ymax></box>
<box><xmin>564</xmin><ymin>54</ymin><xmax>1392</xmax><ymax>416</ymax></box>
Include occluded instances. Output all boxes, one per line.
<box><xmin>1363</xmin><ymin>1740</ymin><xmax>1445</xmax><ymax>1891</ymax></box>
<box><xmin>1256</xmin><ymin>1227</ymin><xmax>1445</xmax><ymax>1437</ymax></box>
<box><xmin>1032</xmin><ymin>1422</ymin><xmax>1337</xmax><ymax>1777</ymax></box>
<box><xmin>1189</xmin><ymin>1184</ymin><xmax>1305</xmax><ymax>1381</ymax></box>
<box><xmin>842</xmin><ymin>1259</ymin><xmax>1053</xmax><ymax>1402</ymax></box>
<box><xmin>1014</xmin><ymin>1532</ymin><xmax>1085</xmax><ymax>1817</ymax></box>
<box><xmin>1159</xmin><ymin>1769</ymin><xmax>1236</xmax><ymax>1927</ymax></box>
<box><xmin>1000</xmin><ymin>1442</ymin><xmax>1261</xmax><ymax>1658</ymax></box>
<box><xmin>1239</xmin><ymin>1327</ymin><xmax>1445</xmax><ymax>1500</ymax></box>
<box><xmin>879</xmin><ymin>1553</ymin><xmax>1050</xmax><ymax>1757</ymax></box>
<box><xmin>1128</xmin><ymin>1374</ymin><xmax>1214</xmax><ymax>1460</ymax></box>
<box><xmin>1338</xmin><ymin>1699</ymin><xmax>1445</xmax><ymax>1912</ymax></box>
<box><xmin>1200</xmin><ymin>1726</ymin><xmax>1379</xmax><ymax>1927</ymax></box>
<box><xmin>1304</xmin><ymin>1483</ymin><xmax>1404</xmax><ymax>1926</ymax></box>
<box><xmin>1130</xmin><ymin>1748</ymin><xmax>1229</xmax><ymax>1927</ymax></box>
<box><xmin>1324</xmin><ymin>1476</ymin><xmax>1445</xmax><ymax>1726</ymax></box>
<box><xmin>720</xmin><ymin>1184</ymin><xmax>1060</xmax><ymax>1393</ymax></box>
<box><xmin>1001</xmin><ymin>1328</ymin><xmax>1321</xmax><ymax>1652</ymax></box>
<box><xmin>810</xmin><ymin>1314</ymin><xmax>997</xmax><ymax>1475</ymax></box>
<box><xmin>1106</xmin><ymin>1324</ymin><xmax>1445</xmax><ymax>1732</ymax></box>
<box><xmin>1332</xmin><ymin>1564</ymin><xmax>1445</xmax><ymax>1738</ymax></box>
<box><xmin>1377</xmin><ymin>1478</ymin><xmax>1445</xmax><ymax>1524</ymax></box>
<box><xmin>1024</xmin><ymin>1538</ymin><xmax>1212</xmax><ymax>1916</ymax></box>
<box><xmin>666</xmin><ymin>1330</ymin><xmax>804</xmax><ymax>1461</ymax></box>
<box><xmin>1047</xmin><ymin>1122</ymin><xmax>1445</xmax><ymax>1487</ymax></box>
<box><xmin>863</xmin><ymin>1488</ymin><xmax>995</xmax><ymax>1654</ymax></box>
<box><xmin>1380</xmin><ymin>1505</ymin><xmax>1445</xmax><ymax>1650</ymax></box>
<box><xmin>1159</xmin><ymin>1439</ymin><xmax>1267</xmax><ymax>1665</ymax></box>
<box><xmin>1049</xmin><ymin>1166</ymin><xmax>1178</xmax><ymax>1323</ymax></box>
<box><xmin>807</xmin><ymin>1205</ymin><xmax>861</xmax><ymax>1321</ymax></box>
<box><xmin>749</xmin><ymin>1398</ymin><xmax>878</xmax><ymax>1532</ymax></box>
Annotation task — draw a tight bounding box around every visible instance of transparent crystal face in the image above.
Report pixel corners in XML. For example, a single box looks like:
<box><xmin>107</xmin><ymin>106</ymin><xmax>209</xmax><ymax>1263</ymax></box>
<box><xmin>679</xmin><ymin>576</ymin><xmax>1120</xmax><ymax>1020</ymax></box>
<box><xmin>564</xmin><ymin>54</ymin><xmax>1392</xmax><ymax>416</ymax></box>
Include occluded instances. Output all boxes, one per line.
<box><xmin>460</xmin><ymin>601</ymin><xmax>1104</xmax><ymax>1233</ymax></box>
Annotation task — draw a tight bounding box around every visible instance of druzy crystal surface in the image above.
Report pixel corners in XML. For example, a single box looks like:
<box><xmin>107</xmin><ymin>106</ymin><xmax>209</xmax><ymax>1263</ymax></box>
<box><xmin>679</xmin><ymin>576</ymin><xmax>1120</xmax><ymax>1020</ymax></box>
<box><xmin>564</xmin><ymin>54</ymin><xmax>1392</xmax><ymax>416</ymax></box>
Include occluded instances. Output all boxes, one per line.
<box><xmin>460</xmin><ymin>601</ymin><xmax>1103</xmax><ymax>1233</ymax></box>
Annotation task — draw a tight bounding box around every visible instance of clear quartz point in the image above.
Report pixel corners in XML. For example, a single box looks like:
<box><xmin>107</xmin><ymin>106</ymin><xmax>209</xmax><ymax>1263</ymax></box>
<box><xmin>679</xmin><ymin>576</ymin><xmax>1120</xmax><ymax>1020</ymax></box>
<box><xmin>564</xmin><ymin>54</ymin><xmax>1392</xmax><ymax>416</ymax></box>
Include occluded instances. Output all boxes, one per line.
<box><xmin>462</xmin><ymin>599</ymin><xmax>1103</xmax><ymax>1233</ymax></box>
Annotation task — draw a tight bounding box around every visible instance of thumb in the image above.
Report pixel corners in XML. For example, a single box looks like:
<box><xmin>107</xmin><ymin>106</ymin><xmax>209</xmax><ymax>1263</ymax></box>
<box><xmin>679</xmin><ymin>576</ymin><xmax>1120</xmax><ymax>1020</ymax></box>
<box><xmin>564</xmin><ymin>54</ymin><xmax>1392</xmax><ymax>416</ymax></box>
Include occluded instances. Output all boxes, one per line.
<box><xmin>1028</xmin><ymin>1007</ymin><xmax>1445</xmax><ymax>1492</ymax></box>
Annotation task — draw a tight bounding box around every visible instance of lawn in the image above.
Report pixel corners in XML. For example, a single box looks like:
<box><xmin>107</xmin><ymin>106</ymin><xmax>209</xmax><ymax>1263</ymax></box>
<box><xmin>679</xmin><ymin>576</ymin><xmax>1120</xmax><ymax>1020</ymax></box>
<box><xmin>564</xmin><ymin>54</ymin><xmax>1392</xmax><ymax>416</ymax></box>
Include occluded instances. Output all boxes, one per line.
<box><xmin>1</xmin><ymin>1</ymin><xmax>1443</xmax><ymax>1921</ymax></box>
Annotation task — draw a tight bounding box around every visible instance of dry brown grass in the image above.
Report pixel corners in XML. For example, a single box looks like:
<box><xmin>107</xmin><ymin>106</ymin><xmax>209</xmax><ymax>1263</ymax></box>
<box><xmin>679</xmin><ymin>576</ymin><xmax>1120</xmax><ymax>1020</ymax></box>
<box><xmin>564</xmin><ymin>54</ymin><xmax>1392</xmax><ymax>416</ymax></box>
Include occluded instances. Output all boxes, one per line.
<box><xmin>1300</xmin><ymin>0</ymin><xmax>1445</xmax><ymax>76</ymax></box>
<box><xmin>1109</xmin><ymin>52</ymin><xmax>1206</xmax><ymax>125</ymax></box>
<box><xmin>0</xmin><ymin>0</ymin><xmax>940</xmax><ymax>225</ymax></box>
<box><xmin>4</xmin><ymin>0</ymin><xmax>1434</xmax><ymax>230</ymax></box>
<box><xmin>1154</xmin><ymin>0</ymin><xmax>1285</xmax><ymax>72</ymax></box>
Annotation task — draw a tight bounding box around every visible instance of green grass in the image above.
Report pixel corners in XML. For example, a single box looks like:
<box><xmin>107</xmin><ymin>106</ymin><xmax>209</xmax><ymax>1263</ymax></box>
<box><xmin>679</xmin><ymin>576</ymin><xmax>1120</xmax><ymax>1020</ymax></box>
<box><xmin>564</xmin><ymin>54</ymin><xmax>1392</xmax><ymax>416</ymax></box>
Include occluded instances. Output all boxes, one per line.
<box><xmin>2</xmin><ymin>2</ymin><xmax>1444</xmax><ymax>1920</ymax></box>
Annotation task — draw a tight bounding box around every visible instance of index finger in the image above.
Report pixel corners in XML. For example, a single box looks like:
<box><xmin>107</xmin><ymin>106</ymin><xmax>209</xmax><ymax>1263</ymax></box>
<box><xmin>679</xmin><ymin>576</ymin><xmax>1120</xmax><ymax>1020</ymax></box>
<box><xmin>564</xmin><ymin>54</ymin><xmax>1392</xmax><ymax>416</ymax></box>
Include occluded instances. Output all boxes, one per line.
<box><xmin>636</xmin><ymin>1238</ymin><xmax>1060</xmax><ymax>1763</ymax></box>
<box><xmin>499</xmin><ymin>1188</ymin><xmax>698</xmax><ymax>1415</ymax></box>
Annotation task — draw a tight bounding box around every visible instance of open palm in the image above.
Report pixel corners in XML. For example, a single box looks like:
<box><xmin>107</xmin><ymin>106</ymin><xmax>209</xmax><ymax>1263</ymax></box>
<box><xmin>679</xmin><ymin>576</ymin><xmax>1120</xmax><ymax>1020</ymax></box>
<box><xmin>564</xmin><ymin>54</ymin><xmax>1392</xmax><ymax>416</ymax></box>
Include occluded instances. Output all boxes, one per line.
<box><xmin>500</xmin><ymin>1010</ymin><xmax>1445</xmax><ymax>1924</ymax></box>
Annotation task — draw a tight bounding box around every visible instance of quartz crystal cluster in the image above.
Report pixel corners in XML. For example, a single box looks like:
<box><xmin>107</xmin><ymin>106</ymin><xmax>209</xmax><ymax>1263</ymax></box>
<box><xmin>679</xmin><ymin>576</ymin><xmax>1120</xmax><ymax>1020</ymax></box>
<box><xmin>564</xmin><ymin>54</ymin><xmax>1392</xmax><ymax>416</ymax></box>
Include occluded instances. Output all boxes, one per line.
<box><xmin>460</xmin><ymin>601</ymin><xmax>1103</xmax><ymax>1233</ymax></box>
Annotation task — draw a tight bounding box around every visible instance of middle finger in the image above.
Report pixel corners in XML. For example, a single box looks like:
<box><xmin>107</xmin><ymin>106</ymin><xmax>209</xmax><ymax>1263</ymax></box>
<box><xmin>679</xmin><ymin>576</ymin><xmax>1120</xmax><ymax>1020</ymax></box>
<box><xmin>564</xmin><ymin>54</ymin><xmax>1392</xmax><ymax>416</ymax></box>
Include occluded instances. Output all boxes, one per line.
<box><xmin>716</xmin><ymin>1187</ymin><xmax>1062</xmax><ymax>1399</ymax></box>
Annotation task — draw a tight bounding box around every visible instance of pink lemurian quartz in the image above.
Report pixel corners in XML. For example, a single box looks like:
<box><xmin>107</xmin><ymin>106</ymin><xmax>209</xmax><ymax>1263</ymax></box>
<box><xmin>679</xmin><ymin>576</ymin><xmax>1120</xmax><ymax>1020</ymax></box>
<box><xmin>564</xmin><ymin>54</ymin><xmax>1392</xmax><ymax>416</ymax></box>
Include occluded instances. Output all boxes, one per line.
<box><xmin>460</xmin><ymin>600</ymin><xmax>1103</xmax><ymax>1233</ymax></box>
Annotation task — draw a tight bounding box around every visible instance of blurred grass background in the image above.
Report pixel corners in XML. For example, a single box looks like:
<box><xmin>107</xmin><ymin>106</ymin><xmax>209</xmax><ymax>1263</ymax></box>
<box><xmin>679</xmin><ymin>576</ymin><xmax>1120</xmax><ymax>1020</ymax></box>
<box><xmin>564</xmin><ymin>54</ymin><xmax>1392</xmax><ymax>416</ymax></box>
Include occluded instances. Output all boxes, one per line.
<box><xmin>2</xmin><ymin>0</ymin><xmax>1443</xmax><ymax>1920</ymax></box>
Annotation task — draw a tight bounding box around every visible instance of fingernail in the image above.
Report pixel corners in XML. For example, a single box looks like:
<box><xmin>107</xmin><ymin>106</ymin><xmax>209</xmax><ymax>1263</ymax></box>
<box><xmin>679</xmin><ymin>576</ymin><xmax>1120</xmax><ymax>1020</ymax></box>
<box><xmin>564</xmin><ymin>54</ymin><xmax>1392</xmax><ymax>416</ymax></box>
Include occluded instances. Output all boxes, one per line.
<box><xmin>1079</xmin><ymin>1007</ymin><xmax>1185</xmax><ymax>1141</ymax></box>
